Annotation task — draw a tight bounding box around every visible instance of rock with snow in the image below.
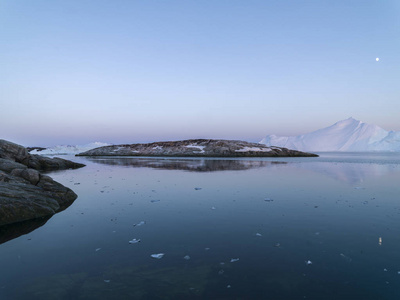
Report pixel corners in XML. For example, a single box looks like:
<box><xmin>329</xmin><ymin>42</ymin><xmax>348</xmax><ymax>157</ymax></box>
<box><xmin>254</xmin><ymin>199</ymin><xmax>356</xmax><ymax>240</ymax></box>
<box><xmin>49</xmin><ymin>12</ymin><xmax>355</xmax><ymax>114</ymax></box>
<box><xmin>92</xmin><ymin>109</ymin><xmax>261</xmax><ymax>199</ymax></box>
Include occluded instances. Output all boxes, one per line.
<box><xmin>77</xmin><ymin>139</ymin><xmax>318</xmax><ymax>157</ymax></box>
<box><xmin>260</xmin><ymin>118</ymin><xmax>400</xmax><ymax>152</ymax></box>
<box><xmin>29</xmin><ymin>142</ymin><xmax>110</xmax><ymax>155</ymax></box>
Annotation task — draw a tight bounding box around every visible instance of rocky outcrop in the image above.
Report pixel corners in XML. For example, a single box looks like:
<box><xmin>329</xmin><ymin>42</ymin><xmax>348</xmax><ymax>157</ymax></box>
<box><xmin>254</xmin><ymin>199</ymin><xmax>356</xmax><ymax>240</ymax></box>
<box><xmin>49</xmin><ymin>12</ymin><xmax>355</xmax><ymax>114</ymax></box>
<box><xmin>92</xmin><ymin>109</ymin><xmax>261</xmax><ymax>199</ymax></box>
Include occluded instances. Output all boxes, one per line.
<box><xmin>0</xmin><ymin>139</ymin><xmax>85</xmax><ymax>226</ymax></box>
<box><xmin>77</xmin><ymin>139</ymin><xmax>318</xmax><ymax>157</ymax></box>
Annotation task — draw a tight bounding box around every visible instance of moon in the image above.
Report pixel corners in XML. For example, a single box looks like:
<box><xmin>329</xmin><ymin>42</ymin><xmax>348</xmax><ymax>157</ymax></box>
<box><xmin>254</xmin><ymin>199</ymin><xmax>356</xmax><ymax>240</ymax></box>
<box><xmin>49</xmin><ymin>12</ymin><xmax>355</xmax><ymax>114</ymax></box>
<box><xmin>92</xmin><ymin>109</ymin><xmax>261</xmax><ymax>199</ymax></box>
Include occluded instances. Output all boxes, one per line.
<box><xmin>376</xmin><ymin>57</ymin><xmax>380</xmax><ymax>61</ymax></box>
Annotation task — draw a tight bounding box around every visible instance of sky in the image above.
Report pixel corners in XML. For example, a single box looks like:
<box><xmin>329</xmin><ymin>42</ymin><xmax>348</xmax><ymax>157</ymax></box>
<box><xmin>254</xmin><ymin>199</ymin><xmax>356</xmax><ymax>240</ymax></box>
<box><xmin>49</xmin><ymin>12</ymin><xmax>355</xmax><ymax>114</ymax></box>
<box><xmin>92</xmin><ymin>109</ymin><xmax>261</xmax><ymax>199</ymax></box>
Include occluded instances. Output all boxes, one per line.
<box><xmin>1</xmin><ymin>0</ymin><xmax>399</xmax><ymax>147</ymax></box>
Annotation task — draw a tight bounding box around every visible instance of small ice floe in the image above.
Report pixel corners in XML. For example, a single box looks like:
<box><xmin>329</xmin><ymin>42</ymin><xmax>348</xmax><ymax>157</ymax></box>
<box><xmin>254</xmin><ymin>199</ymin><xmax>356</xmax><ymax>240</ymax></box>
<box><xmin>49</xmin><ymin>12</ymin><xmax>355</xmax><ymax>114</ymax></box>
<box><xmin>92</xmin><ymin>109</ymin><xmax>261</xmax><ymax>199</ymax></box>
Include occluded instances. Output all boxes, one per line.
<box><xmin>255</xmin><ymin>233</ymin><xmax>262</xmax><ymax>237</ymax></box>
<box><xmin>397</xmin><ymin>271</ymin><xmax>400</xmax><ymax>275</ymax></box>
<box><xmin>227</xmin><ymin>285</ymin><xmax>231</xmax><ymax>288</ymax></box>
<box><xmin>205</xmin><ymin>247</ymin><xmax>210</xmax><ymax>251</ymax></box>
<box><xmin>305</xmin><ymin>260</ymin><xmax>312</xmax><ymax>265</ymax></box>
<box><xmin>151</xmin><ymin>253</ymin><xmax>165</xmax><ymax>259</ymax></box>
<box><xmin>354</xmin><ymin>187</ymin><xmax>365</xmax><ymax>190</ymax></box>
<box><xmin>315</xmin><ymin>232</ymin><xmax>320</xmax><ymax>235</ymax></box>
<box><xmin>274</xmin><ymin>243</ymin><xmax>281</xmax><ymax>247</ymax></box>
<box><xmin>264</xmin><ymin>198</ymin><xmax>273</xmax><ymax>202</ymax></box>
<box><xmin>340</xmin><ymin>253</ymin><xmax>352</xmax><ymax>263</ymax></box>
<box><xmin>150</xmin><ymin>199</ymin><xmax>160</xmax><ymax>203</ymax></box>
<box><xmin>95</xmin><ymin>248</ymin><xmax>101</xmax><ymax>252</ymax></box>
<box><xmin>194</xmin><ymin>187</ymin><xmax>202</xmax><ymax>190</ymax></box>
<box><xmin>104</xmin><ymin>280</ymin><xmax>110</xmax><ymax>283</ymax></box>
<box><xmin>218</xmin><ymin>269</ymin><xmax>224</xmax><ymax>275</ymax></box>
<box><xmin>230</xmin><ymin>258</ymin><xmax>240</xmax><ymax>263</ymax></box>
<box><xmin>133</xmin><ymin>221</ymin><xmax>146</xmax><ymax>227</ymax></box>
<box><xmin>183</xmin><ymin>255</ymin><xmax>191</xmax><ymax>260</ymax></box>
<box><xmin>128</xmin><ymin>238</ymin><xmax>141</xmax><ymax>244</ymax></box>
<box><xmin>220</xmin><ymin>262</ymin><xmax>225</xmax><ymax>265</ymax></box>
<box><xmin>211</xmin><ymin>206</ymin><xmax>216</xmax><ymax>210</ymax></box>
<box><xmin>384</xmin><ymin>268</ymin><xmax>388</xmax><ymax>272</ymax></box>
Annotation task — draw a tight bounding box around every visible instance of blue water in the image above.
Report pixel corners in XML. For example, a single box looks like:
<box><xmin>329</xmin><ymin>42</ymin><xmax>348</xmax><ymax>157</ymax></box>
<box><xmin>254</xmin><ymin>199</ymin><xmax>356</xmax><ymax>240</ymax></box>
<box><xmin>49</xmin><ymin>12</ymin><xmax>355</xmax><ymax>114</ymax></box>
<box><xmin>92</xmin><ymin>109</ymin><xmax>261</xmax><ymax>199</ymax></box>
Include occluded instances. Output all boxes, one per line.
<box><xmin>1</xmin><ymin>153</ymin><xmax>400</xmax><ymax>299</ymax></box>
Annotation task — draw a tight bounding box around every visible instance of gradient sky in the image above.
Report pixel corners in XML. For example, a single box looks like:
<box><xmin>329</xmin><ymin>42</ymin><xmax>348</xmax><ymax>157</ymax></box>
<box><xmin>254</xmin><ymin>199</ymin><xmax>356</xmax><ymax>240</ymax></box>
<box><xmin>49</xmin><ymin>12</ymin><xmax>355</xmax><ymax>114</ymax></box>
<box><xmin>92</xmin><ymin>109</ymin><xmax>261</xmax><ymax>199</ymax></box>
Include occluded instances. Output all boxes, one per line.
<box><xmin>1</xmin><ymin>0</ymin><xmax>399</xmax><ymax>146</ymax></box>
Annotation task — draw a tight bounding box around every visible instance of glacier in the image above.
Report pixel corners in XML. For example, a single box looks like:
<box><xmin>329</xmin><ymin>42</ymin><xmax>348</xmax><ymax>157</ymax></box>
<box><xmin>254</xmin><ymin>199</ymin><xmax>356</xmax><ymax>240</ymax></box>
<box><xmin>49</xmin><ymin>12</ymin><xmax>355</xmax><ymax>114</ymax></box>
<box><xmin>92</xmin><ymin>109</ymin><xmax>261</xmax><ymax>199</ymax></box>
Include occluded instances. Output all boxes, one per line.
<box><xmin>29</xmin><ymin>142</ymin><xmax>111</xmax><ymax>155</ymax></box>
<box><xmin>260</xmin><ymin>118</ymin><xmax>400</xmax><ymax>152</ymax></box>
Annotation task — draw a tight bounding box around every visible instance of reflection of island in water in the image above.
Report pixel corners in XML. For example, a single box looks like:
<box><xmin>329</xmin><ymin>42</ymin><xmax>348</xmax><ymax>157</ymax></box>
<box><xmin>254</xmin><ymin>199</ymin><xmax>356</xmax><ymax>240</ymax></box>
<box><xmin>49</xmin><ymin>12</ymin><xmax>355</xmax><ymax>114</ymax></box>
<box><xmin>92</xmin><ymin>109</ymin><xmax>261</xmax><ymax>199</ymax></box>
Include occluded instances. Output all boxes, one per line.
<box><xmin>85</xmin><ymin>157</ymin><xmax>287</xmax><ymax>172</ymax></box>
<box><xmin>85</xmin><ymin>156</ymin><xmax>400</xmax><ymax>184</ymax></box>
<box><xmin>0</xmin><ymin>216</ymin><xmax>51</xmax><ymax>245</ymax></box>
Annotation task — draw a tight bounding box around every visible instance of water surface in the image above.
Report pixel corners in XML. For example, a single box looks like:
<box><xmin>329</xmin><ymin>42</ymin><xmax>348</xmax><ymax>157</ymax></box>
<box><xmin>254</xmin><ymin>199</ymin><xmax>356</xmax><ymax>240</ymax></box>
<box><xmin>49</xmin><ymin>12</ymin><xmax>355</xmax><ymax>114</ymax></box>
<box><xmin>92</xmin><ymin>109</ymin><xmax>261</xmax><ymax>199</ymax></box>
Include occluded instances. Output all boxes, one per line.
<box><xmin>1</xmin><ymin>153</ymin><xmax>400</xmax><ymax>299</ymax></box>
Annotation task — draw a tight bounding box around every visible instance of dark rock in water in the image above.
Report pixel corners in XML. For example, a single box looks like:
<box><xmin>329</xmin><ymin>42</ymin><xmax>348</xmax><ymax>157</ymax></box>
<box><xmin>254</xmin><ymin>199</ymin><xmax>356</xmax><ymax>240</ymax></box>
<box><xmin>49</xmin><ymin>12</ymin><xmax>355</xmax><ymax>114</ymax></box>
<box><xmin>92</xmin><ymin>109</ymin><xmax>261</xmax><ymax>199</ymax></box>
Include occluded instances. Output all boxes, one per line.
<box><xmin>77</xmin><ymin>139</ymin><xmax>318</xmax><ymax>157</ymax></box>
<box><xmin>26</xmin><ymin>146</ymin><xmax>46</xmax><ymax>153</ymax></box>
<box><xmin>27</xmin><ymin>154</ymin><xmax>85</xmax><ymax>171</ymax></box>
<box><xmin>0</xmin><ymin>139</ymin><xmax>85</xmax><ymax>226</ymax></box>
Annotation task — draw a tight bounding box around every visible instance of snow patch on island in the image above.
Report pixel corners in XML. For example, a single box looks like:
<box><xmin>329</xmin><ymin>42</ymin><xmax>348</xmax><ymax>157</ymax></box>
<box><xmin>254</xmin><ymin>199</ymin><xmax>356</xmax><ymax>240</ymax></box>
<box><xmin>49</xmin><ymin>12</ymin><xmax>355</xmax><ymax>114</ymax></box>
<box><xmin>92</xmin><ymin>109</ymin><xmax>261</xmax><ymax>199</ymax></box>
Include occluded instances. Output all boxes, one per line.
<box><xmin>185</xmin><ymin>144</ymin><xmax>206</xmax><ymax>153</ymax></box>
<box><xmin>235</xmin><ymin>147</ymin><xmax>272</xmax><ymax>152</ymax></box>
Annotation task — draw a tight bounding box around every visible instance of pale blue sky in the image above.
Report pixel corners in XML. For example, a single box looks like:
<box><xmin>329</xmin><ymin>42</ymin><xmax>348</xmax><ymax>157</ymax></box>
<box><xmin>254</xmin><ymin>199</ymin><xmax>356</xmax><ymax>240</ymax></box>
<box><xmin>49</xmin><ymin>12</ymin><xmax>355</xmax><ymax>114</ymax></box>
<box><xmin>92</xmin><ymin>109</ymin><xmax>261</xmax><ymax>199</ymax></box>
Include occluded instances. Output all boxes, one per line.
<box><xmin>1</xmin><ymin>0</ymin><xmax>399</xmax><ymax>146</ymax></box>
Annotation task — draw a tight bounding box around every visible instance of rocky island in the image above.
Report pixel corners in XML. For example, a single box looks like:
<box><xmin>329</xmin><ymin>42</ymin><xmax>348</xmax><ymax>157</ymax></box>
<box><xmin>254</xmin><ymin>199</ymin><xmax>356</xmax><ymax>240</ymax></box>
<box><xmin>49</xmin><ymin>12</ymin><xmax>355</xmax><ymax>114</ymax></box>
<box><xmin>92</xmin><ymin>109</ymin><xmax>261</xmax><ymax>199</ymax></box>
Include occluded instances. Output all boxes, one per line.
<box><xmin>0</xmin><ymin>139</ymin><xmax>85</xmax><ymax>226</ymax></box>
<box><xmin>77</xmin><ymin>139</ymin><xmax>318</xmax><ymax>157</ymax></box>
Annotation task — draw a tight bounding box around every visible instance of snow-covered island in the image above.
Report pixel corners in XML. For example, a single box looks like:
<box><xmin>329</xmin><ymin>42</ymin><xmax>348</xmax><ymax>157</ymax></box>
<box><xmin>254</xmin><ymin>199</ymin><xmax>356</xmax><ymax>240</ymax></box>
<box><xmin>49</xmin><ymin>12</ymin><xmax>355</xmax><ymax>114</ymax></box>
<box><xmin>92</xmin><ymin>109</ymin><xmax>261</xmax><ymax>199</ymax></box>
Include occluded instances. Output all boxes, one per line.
<box><xmin>76</xmin><ymin>139</ymin><xmax>318</xmax><ymax>157</ymax></box>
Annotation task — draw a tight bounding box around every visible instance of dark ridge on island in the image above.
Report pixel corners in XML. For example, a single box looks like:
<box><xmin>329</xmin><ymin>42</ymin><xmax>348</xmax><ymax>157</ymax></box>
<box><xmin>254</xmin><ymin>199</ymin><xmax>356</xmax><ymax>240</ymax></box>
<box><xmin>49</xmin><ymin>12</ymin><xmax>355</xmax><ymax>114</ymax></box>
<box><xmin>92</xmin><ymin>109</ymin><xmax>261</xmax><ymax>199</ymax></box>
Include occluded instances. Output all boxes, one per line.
<box><xmin>77</xmin><ymin>139</ymin><xmax>318</xmax><ymax>157</ymax></box>
<box><xmin>0</xmin><ymin>139</ymin><xmax>85</xmax><ymax>227</ymax></box>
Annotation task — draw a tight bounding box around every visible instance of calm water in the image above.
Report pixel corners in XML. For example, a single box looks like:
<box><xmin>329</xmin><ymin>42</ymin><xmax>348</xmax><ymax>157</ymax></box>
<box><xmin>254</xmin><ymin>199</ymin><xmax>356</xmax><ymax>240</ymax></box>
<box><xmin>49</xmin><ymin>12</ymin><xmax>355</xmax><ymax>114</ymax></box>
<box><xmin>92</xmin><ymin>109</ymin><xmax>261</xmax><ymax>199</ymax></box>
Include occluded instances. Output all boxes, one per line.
<box><xmin>1</xmin><ymin>153</ymin><xmax>400</xmax><ymax>299</ymax></box>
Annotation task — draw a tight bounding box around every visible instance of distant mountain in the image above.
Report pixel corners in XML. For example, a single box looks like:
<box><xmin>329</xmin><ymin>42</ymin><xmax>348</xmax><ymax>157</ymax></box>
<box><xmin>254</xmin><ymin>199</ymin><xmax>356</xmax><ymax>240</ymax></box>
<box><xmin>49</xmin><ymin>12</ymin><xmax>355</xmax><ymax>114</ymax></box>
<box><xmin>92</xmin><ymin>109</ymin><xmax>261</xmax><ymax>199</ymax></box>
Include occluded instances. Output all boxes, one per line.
<box><xmin>260</xmin><ymin>118</ymin><xmax>400</xmax><ymax>152</ymax></box>
<box><xmin>29</xmin><ymin>142</ymin><xmax>110</xmax><ymax>155</ymax></box>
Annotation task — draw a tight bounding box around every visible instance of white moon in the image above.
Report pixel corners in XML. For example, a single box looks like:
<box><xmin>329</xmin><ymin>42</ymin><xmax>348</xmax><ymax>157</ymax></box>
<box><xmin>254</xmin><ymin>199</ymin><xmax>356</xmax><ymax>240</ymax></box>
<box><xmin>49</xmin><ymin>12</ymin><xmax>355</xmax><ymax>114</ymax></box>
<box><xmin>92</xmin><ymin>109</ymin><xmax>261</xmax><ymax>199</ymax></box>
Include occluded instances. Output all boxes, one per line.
<box><xmin>376</xmin><ymin>57</ymin><xmax>380</xmax><ymax>61</ymax></box>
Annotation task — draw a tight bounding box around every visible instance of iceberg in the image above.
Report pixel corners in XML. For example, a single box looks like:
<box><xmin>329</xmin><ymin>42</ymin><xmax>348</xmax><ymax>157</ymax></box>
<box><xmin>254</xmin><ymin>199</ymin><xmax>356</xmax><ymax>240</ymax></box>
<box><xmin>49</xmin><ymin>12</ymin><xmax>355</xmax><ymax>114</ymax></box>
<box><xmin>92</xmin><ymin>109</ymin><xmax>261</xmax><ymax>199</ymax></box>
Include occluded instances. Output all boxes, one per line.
<box><xmin>260</xmin><ymin>118</ymin><xmax>400</xmax><ymax>152</ymax></box>
<box><xmin>29</xmin><ymin>142</ymin><xmax>111</xmax><ymax>155</ymax></box>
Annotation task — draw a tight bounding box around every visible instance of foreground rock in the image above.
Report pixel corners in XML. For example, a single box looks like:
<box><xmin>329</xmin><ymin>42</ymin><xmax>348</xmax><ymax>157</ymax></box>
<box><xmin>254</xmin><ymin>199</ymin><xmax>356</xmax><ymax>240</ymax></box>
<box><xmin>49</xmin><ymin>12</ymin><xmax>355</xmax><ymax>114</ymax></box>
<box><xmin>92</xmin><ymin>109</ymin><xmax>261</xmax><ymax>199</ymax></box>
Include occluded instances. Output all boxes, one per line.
<box><xmin>77</xmin><ymin>139</ymin><xmax>318</xmax><ymax>157</ymax></box>
<box><xmin>0</xmin><ymin>139</ymin><xmax>85</xmax><ymax>226</ymax></box>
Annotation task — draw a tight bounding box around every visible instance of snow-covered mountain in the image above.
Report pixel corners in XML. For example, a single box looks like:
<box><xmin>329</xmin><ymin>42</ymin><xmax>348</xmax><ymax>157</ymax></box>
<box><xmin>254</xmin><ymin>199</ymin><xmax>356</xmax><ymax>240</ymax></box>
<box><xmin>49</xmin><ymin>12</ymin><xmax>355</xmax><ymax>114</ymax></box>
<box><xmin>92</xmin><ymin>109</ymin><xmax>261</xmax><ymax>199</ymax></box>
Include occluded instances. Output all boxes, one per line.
<box><xmin>260</xmin><ymin>118</ymin><xmax>400</xmax><ymax>152</ymax></box>
<box><xmin>29</xmin><ymin>142</ymin><xmax>111</xmax><ymax>155</ymax></box>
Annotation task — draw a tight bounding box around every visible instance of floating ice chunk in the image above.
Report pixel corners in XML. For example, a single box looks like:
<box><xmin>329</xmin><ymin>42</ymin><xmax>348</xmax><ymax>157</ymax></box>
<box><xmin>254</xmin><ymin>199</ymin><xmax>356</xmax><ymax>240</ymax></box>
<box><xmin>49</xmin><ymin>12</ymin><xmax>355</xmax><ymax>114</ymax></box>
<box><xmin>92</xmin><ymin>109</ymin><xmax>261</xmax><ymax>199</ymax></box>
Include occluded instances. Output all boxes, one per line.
<box><xmin>194</xmin><ymin>187</ymin><xmax>202</xmax><ymax>190</ymax></box>
<box><xmin>95</xmin><ymin>248</ymin><xmax>101</xmax><ymax>252</ymax></box>
<box><xmin>151</xmin><ymin>253</ymin><xmax>165</xmax><ymax>259</ymax></box>
<box><xmin>218</xmin><ymin>269</ymin><xmax>224</xmax><ymax>275</ymax></box>
<box><xmin>211</xmin><ymin>206</ymin><xmax>216</xmax><ymax>210</ymax></box>
<box><xmin>274</xmin><ymin>243</ymin><xmax>281</xmax><ymax>247</ymax></box>
<box><xmin>227</xmin><ymin>285</ymin><xmax>231</xmax><ymax>288</ymax></box>
<box><xmin>150</xmin><ymin>199</ymin><xmax>160</xmax><ymax>203</ymax></box>
<box><xmin>340</xmin><ymin>253</ymin><xmax>352</xmax><ymax>263</ymax></box>
<box><xmin>255</xmin><ymin>233</ymin><xmax>262</xmax><ymax>237</ymax></box>
<box><xmin>133</xmin><ymin>221</ymin><xmax>146</xmax><ymax>227</ymax></box>
<box><xmin>354</xmin><ymin>187</ymin><xmax>365</xmax><ymax>190</ymax></box>
<box><xmin>305</xmin><ymin>260</ymin><xmax>312</xmax><ymax>265</ymax></box>
<box><xmin>129</xmin><ymin>238</ymin><xmax>141</xmax><ymax>244</ymax></box>
<box><xmin>230</xmin><ymin>258</ymin><xmax>239</xmax><ymax>263</ymax></box>
<box><xmin>205</xmin><ymin>248</ymin><xmax>210</xmax><ymax>251</ymax></box>
<box><xmin>384</xmin><ymin>268</ymin><xmax>388</xmax><ymax>272</ymax></box>
<box><xmin>264</xmin><ymin>198</ymin><xmax>273</xmax><ymax>202</ymax></box>
<box><xmin>104</xmin><ymin>280</ymin><xmax>110</xmax><ymax>283</ymax></box>
<box><xmin>397</xmin><ymin>271</ymin><xmax>400</xmax><ymax>275</ymax></box>
<box><xmin>183</xmin><ymin>255</ymin><xmax>191</xmax><ymax>260</ymax></box>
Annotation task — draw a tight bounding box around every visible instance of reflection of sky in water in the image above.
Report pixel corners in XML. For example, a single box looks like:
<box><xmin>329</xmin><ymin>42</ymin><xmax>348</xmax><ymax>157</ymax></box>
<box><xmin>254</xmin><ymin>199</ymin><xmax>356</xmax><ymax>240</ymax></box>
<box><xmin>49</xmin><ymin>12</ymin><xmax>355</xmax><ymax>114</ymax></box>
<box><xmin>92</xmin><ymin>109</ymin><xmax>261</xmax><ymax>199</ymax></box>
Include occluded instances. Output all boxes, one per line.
<box><xmin>0</xmin><ymin>153</ymin><xmax>400</xmax><ymax>299</ymax></box>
